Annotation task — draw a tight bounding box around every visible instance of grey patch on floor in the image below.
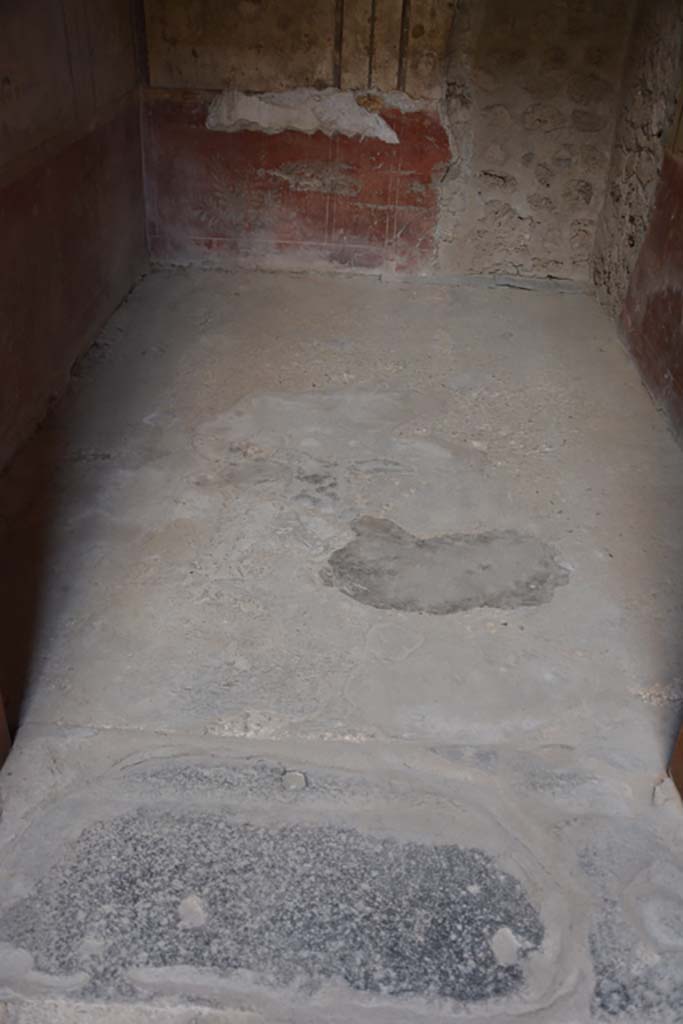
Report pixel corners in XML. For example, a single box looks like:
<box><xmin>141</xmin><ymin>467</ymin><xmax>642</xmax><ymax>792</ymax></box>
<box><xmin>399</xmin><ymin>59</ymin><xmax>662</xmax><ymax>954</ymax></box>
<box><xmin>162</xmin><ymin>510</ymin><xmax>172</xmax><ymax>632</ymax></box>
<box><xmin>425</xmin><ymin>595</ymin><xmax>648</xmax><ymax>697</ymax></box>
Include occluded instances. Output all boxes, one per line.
<box><xmin>0</xmin><ymin>811</ymin><xmax>543</xmax><ymax>1004</ymax></box>
<box><xmin>588</xmin><ymin>865</ymin><xmax>683</xmax><ymax>1021</ymax></box>
<box><xmin>566</xmin><ymin>821</ymin><xmax>683</xmax><ymax>1023</ymax></box>
<box><xmin>590</xmin><ymin>900</ymin><xmax>683</xmax><ymax>1021</ymax></box>
<box><xmin>321</xmin><ymin>517</ymin><xmax>570</xmax><ymax>614</ymax></box>
<box><xmin>116</xmin><ymin>755</ymin><xmax>375</xmax><ymax>804</ymax></box>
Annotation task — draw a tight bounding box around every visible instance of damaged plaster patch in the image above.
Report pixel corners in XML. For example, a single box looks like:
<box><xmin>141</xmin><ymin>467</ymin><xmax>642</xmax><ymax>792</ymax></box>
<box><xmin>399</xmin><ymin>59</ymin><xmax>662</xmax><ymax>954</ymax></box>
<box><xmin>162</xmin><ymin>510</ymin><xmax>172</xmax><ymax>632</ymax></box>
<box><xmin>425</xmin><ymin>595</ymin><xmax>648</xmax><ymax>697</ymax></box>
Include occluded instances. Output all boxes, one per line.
<box><xmin>321</xmin><ymin>517</ymin><xmax>569</xmax><ymax>614</ymax></box>
<box><xmin>206</xmin><ymin>88</ymin><xmax>400</xmax><ymax>144</ymax></box>
<box><xmin>261</xmin><ymin>161</ymin><xmax>360</xmax><ymax>196</ymax></box>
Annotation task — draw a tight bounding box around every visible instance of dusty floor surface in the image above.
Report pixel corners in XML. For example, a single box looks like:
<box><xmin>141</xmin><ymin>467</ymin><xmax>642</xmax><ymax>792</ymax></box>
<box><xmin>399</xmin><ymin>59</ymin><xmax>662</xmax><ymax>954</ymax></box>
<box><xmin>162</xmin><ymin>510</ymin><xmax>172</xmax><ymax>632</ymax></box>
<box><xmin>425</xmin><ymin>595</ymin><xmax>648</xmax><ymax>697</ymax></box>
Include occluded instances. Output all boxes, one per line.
<box><xmin>1</xmin><ymin>269</ymin><xmax>683</xmax><ymax>1023</ymax></box>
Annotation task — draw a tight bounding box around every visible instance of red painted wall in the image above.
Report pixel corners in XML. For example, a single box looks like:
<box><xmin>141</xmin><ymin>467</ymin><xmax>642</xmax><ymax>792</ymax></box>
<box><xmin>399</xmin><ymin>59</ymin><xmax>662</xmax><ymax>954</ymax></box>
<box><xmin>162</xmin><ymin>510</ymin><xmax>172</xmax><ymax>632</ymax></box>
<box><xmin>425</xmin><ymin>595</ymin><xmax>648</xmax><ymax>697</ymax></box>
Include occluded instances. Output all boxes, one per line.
<box><xmin>143</xmin><ymin>90</ymin><xmax>450</xmax><ymax>274</ymax></box>
<box><xmin>0</xmin><ymin>1</ymin><xmax>147</xmax><ymax>743</ymax></box>
<box><xmin>621</xmin><ymin>152</ymin><xmax>683</xmax><ymax>437</ymax></box>
<box><xmin>0</xmin><ymin>0</ymin><xmax>147</xmax><ymax>470</ymax></box>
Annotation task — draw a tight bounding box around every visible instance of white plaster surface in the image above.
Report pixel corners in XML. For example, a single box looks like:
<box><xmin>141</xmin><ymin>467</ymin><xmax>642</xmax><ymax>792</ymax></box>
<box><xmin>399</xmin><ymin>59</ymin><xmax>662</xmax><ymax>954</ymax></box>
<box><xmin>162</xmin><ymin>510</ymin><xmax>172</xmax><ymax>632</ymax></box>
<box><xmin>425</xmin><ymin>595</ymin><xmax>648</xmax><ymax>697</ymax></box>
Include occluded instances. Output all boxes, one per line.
<box><xmin>207</xmin><ymin>88</ymin><xmax>402</xmax><ymax>144</ymax></box>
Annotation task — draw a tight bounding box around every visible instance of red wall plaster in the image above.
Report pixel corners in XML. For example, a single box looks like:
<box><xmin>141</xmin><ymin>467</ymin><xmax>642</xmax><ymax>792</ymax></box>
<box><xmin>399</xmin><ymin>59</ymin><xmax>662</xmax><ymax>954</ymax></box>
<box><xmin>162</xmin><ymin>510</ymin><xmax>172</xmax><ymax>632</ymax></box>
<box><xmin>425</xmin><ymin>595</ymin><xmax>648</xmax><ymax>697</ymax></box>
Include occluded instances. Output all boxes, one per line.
<box><xmin>143</xmin><ymin>90</ymin><xmax>450</xmax><ymax>275</ymax></box>
<box><xmin>621</xmin><ymin>152</ymin><xmax>683</xmax><ymax>437</ymax></box>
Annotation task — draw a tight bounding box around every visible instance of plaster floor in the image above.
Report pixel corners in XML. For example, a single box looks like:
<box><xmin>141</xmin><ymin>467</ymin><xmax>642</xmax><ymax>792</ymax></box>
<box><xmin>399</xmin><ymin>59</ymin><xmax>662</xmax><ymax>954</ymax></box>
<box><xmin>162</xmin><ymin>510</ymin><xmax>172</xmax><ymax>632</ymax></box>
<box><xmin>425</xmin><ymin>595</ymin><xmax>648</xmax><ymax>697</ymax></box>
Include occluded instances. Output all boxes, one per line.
<box><xmin>1</xmin><ymin>269</ymin><xmax>683</xmax><ymax>1023</ymax></box>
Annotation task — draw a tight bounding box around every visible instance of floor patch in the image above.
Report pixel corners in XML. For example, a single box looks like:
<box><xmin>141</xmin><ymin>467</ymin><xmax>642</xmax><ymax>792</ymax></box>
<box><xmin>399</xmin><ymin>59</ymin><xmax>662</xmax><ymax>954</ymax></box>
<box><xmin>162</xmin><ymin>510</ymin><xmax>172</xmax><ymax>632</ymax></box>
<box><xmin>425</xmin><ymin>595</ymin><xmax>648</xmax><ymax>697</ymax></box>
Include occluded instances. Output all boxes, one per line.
<box><xmin>321</xmin><ymin>517</ymin><xmax>569</xmax><ymax>613</ymax></box>
<box><xmin>0</xmin><ymin>812</ymin><xmax>543</xmax><ymax>1003</ymax></box>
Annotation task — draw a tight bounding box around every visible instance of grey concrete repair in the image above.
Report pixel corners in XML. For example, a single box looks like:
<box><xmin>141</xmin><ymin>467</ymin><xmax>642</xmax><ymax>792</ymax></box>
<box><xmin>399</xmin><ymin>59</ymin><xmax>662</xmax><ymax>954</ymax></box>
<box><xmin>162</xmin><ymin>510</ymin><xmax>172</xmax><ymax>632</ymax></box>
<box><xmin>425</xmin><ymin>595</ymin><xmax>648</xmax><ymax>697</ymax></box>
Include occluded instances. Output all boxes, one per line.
<box><xmin>320</xmin><ymin>517</ymin><xmax>569</xmax><ymax>613</ymax></box>
<box><xmin>1</xmin><ymin>269</ymin><xmax>683</xmax><ymax>1023</ymax></box>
